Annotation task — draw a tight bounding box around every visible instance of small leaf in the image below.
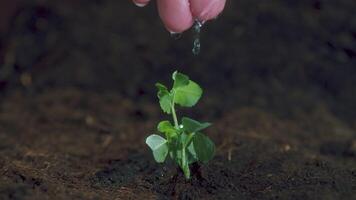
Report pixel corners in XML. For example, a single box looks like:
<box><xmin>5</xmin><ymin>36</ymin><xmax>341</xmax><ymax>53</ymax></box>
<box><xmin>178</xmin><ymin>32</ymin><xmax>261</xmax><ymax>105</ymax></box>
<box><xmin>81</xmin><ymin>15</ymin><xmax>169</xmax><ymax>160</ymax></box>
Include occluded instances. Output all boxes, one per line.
<box><xmin>169</xmin><ymin>133</ymin><xmax>192</xmax><ymax>165</ymax></box>
<box><xmin>177</xmin><ymin>133</ymin><xmax>197</xmax><ymax>165</ymax></box>
<box><xmin>187</xmin><ymin>143</ymin><xmax>197</xmax><ymax>164</ymax></box>
<box><xmin>169</xmin><ymin>148</ymin><xmax>181</xmax><ymax>164</ymax></box>
<box><xmin>159</xmin><ymin>94</ymin><xmax>172</xmax><ymax>114</ymax></box>
<box><xmin>174</xmin><ymin>80</ymin><xmax>202</xmax><ymax>107</ymax></box>
<box><xmin>156</xmin><ymin>83</ymin><xmax>172</xmax><ymax>114</ymax></box>
<box><xmin>192</xmin><ymin>132</ymin><xmax>215</xmax><ymax>163</ymax></box>
<box><xmin>146</xmin><ymin>134</ymin><xmax>169</xmax><ymax>163</ymax></box>
<box><xmin>155</xmin><ymin>83</ymin><xmax>168</xmax><ymax>97</ymax></box>
<box><xmin>172</xmin><ymin>71</ymin><xmax>189</xmax><ymax>89</ymax></box>
<box><xmin>157</xmin><ymin>121</ymin><xmax>175</xmax><ymax>132</ymax></box>
<box><xmin>169</xmin><ymin>141</ymin><xmax>181</xmax><ymax>163</ymax></box>
<box><xmin>157</xmin><ymin>121</ymin><xmax>177</xmax><ymax>138</ymax></box>
<box><xmin>182</xmin><ymin>117</ymin><xmax>211</xmax><ymax>133</ymax></box>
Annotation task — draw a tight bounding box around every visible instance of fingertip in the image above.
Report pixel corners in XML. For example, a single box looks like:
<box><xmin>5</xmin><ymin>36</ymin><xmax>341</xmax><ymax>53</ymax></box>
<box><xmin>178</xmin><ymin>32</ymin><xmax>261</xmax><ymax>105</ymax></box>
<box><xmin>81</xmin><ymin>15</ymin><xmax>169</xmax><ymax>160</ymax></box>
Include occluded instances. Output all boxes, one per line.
<box><xmin>166</xmin><ymin>23</ymin><xmax>192</xmax><ymax>34</ymax></box>
<box><xmin>157</xmin><ymin>0</ymin><xmax>194</xmax><ymax>33</ymax></box>
<box><xmin>190</xmin><ymin>0</ymin><xmax>226</xmax><ymax>22</ymax></box>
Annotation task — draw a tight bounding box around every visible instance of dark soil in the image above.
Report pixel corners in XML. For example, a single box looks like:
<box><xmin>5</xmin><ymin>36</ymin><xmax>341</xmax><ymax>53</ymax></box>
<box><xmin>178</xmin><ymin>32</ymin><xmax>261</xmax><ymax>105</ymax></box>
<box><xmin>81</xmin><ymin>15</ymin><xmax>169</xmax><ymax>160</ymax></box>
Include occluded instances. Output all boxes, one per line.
<box><xmin>0</xmin><ymin>89</ymin><xmax>356</xmax><ymax>199</ymax></box>
<box><xmin>1</xmin><ymin>0</ymin><xmax>356</xmax><ymax>199</ymax></box>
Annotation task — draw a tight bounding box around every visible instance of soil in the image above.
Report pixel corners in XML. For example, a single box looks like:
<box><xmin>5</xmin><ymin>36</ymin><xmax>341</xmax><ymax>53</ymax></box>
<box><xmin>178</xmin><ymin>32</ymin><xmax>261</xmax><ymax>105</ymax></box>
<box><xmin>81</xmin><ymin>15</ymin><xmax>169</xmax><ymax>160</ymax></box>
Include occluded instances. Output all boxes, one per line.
<box><xmin>1</xmin><ymin>0</ymin><xmax>356</xmax><ymax>200</ymax></box>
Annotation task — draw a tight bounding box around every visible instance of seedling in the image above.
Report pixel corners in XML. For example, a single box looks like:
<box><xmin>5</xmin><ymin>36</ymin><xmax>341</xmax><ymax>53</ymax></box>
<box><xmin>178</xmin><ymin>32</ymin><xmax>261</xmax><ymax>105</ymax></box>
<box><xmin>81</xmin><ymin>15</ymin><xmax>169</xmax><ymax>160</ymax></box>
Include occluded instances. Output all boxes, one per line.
<box><xmin>146</xmin><ymin>71</ymin><xmax>215</xmax><ymax>179</ymax></box>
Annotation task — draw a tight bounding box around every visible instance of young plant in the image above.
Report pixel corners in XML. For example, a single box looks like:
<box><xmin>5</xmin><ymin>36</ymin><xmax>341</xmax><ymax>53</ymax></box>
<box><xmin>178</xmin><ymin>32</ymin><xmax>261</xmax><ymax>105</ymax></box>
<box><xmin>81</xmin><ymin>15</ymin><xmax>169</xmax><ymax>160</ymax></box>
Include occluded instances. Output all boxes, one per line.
<box><xmin>146</xmin><ymin>71</ymin><xmax>215</xmax><ymax>179</ymax></box>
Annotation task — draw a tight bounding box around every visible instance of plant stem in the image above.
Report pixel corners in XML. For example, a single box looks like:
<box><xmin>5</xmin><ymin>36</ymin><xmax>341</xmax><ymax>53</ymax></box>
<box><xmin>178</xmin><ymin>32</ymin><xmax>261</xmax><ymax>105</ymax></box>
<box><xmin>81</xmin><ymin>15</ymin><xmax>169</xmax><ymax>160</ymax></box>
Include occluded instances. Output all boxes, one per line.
<box><xmin>171</xmin><ymin>104</ymin><xmax>179</xmax><ymax>129</ymax></box>
<box><xmin>182</xmin><ymin>147</ymin><xmax>190</xmax><ymax>179</ymax></box>
<box><xmin>170</xmin><ymin>93</ymin><xmax>190</xmax><ymax>179</ymax></box>
<box><xmin>171</xmin><ymin>94</ymin><xmax>179</xmax><ymax>129</ymax></box>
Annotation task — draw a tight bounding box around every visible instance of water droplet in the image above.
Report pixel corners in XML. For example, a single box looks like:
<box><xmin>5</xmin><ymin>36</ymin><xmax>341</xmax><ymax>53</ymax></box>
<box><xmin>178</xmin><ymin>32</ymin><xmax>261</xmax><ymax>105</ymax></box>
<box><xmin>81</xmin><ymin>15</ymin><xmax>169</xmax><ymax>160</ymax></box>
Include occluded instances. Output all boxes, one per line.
<box><xmin>192</xmin><ymin>20</ymin><xmax>203</xmax><ymax>55</ymax></box>
<box><xmin>192</xmin><ymin>39</ymin><xmax>201</xmax><ymax>55</ymax></box>
<box><xmin>179</xmin><ymin>124</ymin><xmax>184</xmax><ymax>129</ymax></box>
<box><xmin>170</xmin><ymin>32</ymin><xmax>182</xmax><ymax>40</ymax></box>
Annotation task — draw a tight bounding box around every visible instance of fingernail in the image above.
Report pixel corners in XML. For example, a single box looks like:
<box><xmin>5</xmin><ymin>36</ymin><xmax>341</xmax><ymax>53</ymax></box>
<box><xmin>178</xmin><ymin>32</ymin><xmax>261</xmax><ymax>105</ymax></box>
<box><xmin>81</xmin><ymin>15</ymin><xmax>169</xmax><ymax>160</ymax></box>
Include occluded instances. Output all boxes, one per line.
<box><xmin>134</xmin><ymin>3</ymin><xmax>146</xmax><ymax>7</ymax></box>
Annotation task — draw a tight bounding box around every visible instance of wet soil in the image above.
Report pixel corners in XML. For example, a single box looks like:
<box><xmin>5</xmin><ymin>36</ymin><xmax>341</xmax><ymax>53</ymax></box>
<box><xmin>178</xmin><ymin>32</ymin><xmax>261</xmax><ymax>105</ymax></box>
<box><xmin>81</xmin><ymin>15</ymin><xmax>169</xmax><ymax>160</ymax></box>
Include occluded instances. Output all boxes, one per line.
<box><xmin>0</xmin><ymin>0</ymin><xmax>356</xmax><ymax>199</ymax></box>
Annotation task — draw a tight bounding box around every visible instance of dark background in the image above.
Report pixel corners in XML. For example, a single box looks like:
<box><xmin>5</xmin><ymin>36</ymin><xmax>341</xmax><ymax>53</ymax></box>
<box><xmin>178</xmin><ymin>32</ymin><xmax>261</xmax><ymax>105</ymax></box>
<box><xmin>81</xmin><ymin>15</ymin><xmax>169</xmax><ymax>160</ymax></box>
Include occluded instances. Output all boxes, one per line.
<box><xmin>0</xmin><ymin>0</ymin><xmax>356</xmax><ymax>199</ymax></box>
<box><xmin>1</xmin><ymin>0</ymin><xmax>355</xmax><ymax>123</ymax></box>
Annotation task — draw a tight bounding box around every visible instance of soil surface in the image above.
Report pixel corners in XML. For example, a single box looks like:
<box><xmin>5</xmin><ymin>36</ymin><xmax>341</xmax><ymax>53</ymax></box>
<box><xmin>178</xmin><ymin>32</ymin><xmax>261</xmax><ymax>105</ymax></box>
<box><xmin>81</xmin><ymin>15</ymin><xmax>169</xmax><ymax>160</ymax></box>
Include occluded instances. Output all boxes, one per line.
<box><xmin>1</xmin><ymin>0</ymin><xmax>356</xmax><ymax>199</ymax></box>
<box><xmin>1</xmin><ymin>89</ymin><xmax>356</xmax><ymax>200</ymax></box>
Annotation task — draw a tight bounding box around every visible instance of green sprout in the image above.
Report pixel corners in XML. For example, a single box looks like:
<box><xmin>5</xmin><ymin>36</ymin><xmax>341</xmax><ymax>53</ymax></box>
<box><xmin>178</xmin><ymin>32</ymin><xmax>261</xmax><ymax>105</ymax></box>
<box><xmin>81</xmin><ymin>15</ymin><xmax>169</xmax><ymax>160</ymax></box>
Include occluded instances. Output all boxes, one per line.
<box><xmin>146</xmin><ymin>71</ymin><xmax>215</xmax><ymax>179</ymax></box>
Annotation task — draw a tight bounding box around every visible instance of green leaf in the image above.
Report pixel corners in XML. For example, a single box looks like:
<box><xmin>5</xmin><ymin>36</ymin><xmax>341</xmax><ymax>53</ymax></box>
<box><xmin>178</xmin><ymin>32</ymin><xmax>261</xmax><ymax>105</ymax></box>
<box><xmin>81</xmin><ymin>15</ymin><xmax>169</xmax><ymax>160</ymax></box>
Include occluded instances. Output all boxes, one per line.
<box><xmin>168</xmin><ymin>141</ymin><xmax>180</xmax><ymax>163</ymax></box>
<box><xmin>179</xmin><ymin>133</ymin><xmax>197</xmax><ymax>164</ymax></box>
<box><xmin>192</xmin><ymin>132</ymin><xmax>215</xmax><ymax>163</ymax></box>
<box><xmin>172</xmin><ymin>71</ymin><xmax>189</xmax><ymax>89</ymax></box>
<box><xmin>169</xmin><ymin>148</ymin><xmax>181</xmax><ymax>164</ymax></box>
<box><xmin>159</xmin><ymin>94</ymin><xmax>172</xmax><ymax>114</ymax></box>
<box><xmin>157</xmin><ymin>121</ymin><xmax>175</xmax><ymax>133</ymax></box>
<box><xmin>187</xmin><ymin>143</ymin><xmax>197</xmax><ymax>164</ymax></box>
<box><xmin>169</xmin><ymin>133</ymin><xmax>197</xmax><ymax>166</ymax></box>
<box><xmin>146</xmin><ymin>134</ymin><xmax>169</xmax><ymax>163</ymax></box>
<box><xmin>182</xmin><ymin>117</ymin><xmax>211</xmax><ymax>133</ymax></box>
<box><xmin>155</xmin><ymin>83</ymin><xmax>168</xmax><ymax>97</ymax></box>
<box><xmin>157</xmin><ymin>121</ymin><xmax>177</xmax><ymax>138</ymax></box>
<box><xmin>174</xmin><ymin>80</ymin><xmax>202</xmax><ymax>107</ymax></box>
<box><xmin>155</xmin><ymin>83</ymin><xmax>172</xmax><ymax>114</ymax></box>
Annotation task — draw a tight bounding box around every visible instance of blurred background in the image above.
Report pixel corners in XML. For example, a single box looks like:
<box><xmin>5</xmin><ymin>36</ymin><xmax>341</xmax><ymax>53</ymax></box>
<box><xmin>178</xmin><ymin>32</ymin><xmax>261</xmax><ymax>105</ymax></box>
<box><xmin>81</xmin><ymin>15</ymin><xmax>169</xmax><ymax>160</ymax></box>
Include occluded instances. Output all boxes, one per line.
<box><xmin>0</xmin><ymin>0</ymin><xmax>355</xmax><ymax>124</ymax></box>
<box><xmin>1</xmin><ymin>1</ymin><xmax>356</xmax><ymax>199</ymax></box>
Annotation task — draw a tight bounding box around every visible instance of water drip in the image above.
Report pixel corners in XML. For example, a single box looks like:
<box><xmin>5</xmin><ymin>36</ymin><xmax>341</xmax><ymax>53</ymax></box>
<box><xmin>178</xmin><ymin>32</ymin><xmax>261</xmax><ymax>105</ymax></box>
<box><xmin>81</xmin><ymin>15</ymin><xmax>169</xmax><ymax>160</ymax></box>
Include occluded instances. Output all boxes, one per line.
<box><xmin>192</xmin><ymin>20</ymin><xmax>203</xmax><ymax>55</ymax></box>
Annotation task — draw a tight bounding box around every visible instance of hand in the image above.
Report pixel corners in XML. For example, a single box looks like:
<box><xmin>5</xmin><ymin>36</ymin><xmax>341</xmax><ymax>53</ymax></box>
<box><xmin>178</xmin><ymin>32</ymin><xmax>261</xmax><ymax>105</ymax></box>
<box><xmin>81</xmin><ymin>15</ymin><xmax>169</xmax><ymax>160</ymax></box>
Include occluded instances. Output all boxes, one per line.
<box><xmin>133</xmin><ymin>0</ymin><xmax>226</xmax><ymax>33</ymax></box>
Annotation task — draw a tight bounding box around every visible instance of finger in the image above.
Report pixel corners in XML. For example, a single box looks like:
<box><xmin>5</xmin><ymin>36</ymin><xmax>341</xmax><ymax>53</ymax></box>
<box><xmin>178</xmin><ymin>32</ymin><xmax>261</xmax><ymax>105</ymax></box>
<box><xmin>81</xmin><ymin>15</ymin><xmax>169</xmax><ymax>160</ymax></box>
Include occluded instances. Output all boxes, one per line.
<box><xmin>157</xmin><ymin>0</ymin><xmax>194</xmax><ymax>33</ymax></box>
<box><xmin>190</xmin><ymin>0</ymin><xmax>226</xmax><ymax>22</ymax></box>
<box><xmin>133</xmin><ymin>0</ymin><xmax>151</xmax><ymax>7</ymax></box>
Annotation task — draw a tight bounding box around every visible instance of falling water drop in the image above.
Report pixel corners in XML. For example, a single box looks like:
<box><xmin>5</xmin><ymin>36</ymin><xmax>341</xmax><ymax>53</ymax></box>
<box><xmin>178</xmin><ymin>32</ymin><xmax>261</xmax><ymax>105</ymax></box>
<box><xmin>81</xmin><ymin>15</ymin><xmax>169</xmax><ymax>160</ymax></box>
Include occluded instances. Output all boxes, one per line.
<box><xmin>192</xmin><ymin>39</ymin><xmax>201</xmax><ymax>55</ymax></box>
<box><xmin>192</xmin><ymin>21</ymin><xmax>203</xmax><ymax>55</ymax></box>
